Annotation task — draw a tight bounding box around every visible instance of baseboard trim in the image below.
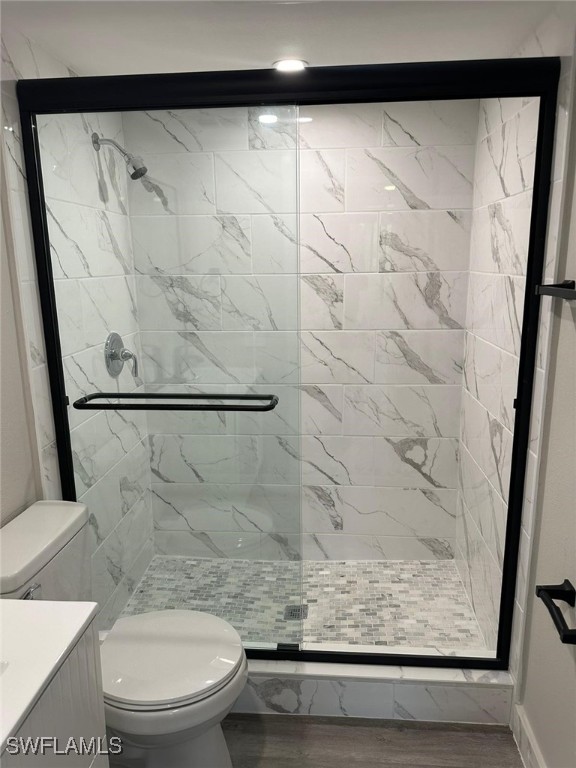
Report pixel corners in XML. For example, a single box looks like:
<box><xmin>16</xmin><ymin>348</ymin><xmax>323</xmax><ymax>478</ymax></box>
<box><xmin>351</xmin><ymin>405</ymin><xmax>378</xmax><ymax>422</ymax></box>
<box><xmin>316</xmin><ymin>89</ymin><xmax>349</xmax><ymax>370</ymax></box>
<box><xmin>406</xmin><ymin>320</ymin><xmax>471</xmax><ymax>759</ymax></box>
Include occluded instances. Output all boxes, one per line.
<box><xmin>512</xmin><ymin>704</ymin><xmax>548</xmax><ymax>768</ymax></box>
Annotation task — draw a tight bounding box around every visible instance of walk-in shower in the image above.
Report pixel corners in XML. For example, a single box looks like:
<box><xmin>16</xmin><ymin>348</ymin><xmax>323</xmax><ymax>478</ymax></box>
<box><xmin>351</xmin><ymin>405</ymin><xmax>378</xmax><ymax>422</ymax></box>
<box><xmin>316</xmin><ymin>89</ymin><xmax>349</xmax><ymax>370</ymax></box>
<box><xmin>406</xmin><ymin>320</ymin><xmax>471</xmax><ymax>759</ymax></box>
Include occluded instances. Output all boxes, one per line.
<box><xmin>18</xmin><ymin>58</ymin><xmax>559</xmax><ymax>668</ymax></box>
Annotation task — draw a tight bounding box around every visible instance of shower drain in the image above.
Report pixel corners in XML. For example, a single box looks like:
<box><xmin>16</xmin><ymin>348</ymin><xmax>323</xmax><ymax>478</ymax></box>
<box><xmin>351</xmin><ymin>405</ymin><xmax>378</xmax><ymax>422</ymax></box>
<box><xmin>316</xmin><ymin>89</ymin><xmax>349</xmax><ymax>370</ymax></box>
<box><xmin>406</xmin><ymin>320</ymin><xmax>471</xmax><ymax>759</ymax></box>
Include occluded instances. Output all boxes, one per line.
<box><xmin>284</xmin><ymin>604</ymin><xmax>309</xmax><ymax>620</ymax></box>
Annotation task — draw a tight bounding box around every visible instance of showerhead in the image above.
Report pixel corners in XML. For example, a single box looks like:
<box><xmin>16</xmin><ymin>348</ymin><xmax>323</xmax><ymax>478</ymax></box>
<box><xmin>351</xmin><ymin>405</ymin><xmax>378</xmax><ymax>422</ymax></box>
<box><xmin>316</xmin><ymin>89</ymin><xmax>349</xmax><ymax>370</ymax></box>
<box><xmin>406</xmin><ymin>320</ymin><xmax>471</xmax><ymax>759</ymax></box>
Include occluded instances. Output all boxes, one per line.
<box><xmin>91</xmin><ymin>132</ymin><xmax>147</xmax><ymax>180</ymax></box>
<box><xmin>126</xmin><ymin>158</ymin><xmax>148</xmax><ymax>180</ymax></box>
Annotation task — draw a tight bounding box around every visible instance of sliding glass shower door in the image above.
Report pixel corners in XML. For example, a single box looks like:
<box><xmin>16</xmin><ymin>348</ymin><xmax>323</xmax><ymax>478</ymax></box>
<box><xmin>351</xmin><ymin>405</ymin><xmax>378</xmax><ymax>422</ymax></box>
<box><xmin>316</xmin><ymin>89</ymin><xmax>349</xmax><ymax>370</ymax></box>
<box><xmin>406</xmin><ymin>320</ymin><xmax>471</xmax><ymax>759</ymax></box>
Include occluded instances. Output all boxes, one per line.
<box><xmin>32</xmin><ymin>83</ymin><xmax>545</xmax><ymax>664</ymax></box>
<box><xmin>36</xmin><ymin>105</ymin><xmax>303</xmax><ymax>648</ymax></box>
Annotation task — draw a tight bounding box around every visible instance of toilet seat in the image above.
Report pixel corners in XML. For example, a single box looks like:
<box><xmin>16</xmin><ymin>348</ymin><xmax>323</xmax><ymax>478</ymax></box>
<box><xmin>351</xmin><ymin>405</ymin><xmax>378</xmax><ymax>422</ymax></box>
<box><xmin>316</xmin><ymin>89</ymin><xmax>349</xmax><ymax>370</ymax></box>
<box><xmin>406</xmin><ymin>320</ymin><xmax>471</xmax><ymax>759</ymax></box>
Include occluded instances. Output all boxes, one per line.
<box><xmin>100</xmin><ymin>610</ymin><xmax>244</xmax><ymax>712</ymax></box>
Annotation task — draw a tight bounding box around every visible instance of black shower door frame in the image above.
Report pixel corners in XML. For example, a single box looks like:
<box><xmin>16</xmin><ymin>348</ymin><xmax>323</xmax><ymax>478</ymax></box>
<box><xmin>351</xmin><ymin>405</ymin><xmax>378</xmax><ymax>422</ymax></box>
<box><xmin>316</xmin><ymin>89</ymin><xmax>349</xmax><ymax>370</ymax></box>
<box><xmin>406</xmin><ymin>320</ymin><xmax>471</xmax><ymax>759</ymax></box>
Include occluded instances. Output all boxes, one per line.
<box><xmin>17</xmin><ymin>57</ymin><xmax>560</xmax><ymax>670</ymax></box>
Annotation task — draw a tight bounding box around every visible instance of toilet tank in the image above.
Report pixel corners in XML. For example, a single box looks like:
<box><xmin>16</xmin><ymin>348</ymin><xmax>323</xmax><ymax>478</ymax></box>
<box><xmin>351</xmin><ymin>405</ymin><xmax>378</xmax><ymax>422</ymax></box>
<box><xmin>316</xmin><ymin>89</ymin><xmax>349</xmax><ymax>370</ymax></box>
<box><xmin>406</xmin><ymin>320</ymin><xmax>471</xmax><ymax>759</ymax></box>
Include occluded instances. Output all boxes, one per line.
<box><xmin>0</xmin><ymin>501</ymin><xmax>90</xmax><ymax>601</ymax></box>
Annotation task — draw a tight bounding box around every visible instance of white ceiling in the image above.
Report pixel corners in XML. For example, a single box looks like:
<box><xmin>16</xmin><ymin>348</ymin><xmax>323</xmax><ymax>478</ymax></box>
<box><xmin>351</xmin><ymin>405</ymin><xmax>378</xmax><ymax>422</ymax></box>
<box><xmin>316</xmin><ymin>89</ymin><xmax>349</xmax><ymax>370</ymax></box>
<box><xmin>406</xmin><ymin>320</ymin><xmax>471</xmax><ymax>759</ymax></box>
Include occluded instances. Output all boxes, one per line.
<box><xmin>0</xmin><ymin>1</ymin><xmax>563</xmax><ymax>77</ymax></box>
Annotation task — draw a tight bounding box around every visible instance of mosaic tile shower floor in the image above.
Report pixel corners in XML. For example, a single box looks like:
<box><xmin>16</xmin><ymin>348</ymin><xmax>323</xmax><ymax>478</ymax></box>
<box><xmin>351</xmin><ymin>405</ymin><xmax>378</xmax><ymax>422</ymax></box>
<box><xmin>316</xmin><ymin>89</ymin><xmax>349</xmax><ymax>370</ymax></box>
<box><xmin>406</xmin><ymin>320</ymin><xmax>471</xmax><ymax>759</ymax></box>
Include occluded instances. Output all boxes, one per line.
<box><xmin>122</xmin><ymin>556</ymin><xmax>486</xmax><ymax>650</ymax></box>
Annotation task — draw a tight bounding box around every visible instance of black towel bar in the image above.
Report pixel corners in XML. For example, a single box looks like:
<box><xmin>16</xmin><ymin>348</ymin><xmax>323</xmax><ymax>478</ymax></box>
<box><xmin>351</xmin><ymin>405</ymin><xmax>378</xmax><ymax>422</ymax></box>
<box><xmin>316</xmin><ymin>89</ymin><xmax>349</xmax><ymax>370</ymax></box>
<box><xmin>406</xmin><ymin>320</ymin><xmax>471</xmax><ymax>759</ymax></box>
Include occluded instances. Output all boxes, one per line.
<box><xmin>535</xmin><ymin>580</ymin><xmax>576</xmax><ymax>645</ymax></box>
<box><xmin>72</xmin><ymin>392</ymin><xmax>279</xmax><ymax>412</ymax></box>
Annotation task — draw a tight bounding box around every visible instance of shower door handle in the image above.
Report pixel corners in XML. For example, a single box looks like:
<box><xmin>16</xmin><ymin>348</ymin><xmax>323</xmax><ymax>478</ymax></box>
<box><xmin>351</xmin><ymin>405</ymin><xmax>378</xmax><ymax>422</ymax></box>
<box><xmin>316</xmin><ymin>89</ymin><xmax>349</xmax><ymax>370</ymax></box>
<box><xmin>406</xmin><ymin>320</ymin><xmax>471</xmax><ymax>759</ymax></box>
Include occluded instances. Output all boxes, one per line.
<box><xmin>535</xmin><ymin>580</ymin><xmax>576</xmax><ymax>645</ymax></box>
<box><xmin>536</xmin><ymin>280</ymin><xmax>576</xmax><ymax>300</ymax></box>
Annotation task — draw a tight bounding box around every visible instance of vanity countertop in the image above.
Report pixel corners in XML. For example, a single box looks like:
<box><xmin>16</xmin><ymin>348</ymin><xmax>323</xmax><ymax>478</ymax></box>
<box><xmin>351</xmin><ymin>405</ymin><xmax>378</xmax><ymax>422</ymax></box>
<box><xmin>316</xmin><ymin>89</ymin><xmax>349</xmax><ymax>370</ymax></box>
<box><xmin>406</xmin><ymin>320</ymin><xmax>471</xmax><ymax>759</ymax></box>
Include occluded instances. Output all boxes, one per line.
<box><xmin>0</xmin><ymin>599</ymin><xmax>98</xmax><ymax>753</ymax></box>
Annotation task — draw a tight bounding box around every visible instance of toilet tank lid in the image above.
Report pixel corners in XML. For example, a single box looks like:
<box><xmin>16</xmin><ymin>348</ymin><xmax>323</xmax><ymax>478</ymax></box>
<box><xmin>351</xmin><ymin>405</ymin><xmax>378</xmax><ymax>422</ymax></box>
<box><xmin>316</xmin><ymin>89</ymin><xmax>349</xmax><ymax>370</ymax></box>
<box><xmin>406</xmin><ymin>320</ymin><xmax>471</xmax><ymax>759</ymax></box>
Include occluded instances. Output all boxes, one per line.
<box><xmin>0</xmin><ymin>501</ymin><xmax>88</xmax><ymax>594</ymax></box>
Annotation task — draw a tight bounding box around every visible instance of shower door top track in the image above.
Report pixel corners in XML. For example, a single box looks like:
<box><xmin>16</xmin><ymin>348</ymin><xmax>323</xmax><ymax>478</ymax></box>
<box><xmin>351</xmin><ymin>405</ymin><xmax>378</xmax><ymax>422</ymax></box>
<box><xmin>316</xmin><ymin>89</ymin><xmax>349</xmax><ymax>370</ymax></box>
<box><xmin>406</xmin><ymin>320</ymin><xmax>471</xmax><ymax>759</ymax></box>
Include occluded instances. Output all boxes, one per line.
<box><xmin>17</xmin><ymin>57</ymin><xmax>560</xmax><ymax>671</ymax></box>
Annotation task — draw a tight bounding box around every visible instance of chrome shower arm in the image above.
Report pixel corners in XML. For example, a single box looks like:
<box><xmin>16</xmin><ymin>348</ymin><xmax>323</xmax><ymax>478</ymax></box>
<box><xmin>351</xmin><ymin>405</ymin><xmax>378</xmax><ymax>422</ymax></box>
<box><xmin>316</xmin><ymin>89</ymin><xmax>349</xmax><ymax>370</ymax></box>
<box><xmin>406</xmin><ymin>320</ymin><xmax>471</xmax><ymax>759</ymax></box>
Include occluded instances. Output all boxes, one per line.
<box><xmin>91</xmin><ymin>133</ymin><xmax>148</xmax><ymax>180</ymax></box>
<box><xmin>91</xmin><ymin>133</ymin><xmax>129</xmax><ymax>160</ymax></box>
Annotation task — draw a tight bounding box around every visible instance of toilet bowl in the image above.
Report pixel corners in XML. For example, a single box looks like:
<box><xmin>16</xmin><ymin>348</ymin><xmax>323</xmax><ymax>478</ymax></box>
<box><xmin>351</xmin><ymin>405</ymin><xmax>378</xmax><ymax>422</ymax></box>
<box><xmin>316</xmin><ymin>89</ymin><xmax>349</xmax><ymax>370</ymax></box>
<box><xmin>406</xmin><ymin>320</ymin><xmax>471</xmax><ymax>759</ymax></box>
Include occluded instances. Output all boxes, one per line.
<box><xmin>100</xmin><ymin>609</ymin><xmax>247</xmax><ymax>768</ymax></box>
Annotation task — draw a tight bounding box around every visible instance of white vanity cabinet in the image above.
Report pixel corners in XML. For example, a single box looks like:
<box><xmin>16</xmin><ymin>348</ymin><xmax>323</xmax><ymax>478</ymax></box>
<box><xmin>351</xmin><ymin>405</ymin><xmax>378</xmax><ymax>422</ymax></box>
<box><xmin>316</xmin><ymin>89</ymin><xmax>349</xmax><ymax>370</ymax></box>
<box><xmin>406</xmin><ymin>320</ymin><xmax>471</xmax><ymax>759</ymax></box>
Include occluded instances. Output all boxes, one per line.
<box><xmin>1</xmin><ymin>601</ymin><xmax>108</xmax><ymax>768</ymax></box>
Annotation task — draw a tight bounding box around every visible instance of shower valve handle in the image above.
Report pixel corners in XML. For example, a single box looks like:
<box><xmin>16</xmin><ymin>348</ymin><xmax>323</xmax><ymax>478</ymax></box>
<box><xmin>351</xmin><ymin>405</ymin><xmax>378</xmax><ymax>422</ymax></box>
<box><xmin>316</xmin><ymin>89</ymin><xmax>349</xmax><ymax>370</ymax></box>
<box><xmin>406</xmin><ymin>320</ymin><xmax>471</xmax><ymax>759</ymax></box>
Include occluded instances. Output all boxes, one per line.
<box><xmin>120</xmin><ymin>347</ymin><xmax>139</xmax><ymax>378</ymax></box>
<box><xmin>105</xmin><ymin>332</ymin><xmax>139</xmax><ymax>379</ymax></box>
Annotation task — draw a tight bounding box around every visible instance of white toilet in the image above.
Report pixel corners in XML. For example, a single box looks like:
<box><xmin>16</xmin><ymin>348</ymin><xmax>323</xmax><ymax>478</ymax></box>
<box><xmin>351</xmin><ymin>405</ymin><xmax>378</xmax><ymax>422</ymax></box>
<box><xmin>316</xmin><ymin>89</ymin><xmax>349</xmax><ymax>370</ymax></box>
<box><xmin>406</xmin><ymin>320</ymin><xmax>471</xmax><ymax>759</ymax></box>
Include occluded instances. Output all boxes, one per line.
<box><xmin>0</xmin><ymin>501</ymin><xmax>248</xmax><ymax>768</ymax></box>
<box><xmin>101</xmin><ymin>609</ymin><xmax>247</xmax><ymax>768</ymax></box>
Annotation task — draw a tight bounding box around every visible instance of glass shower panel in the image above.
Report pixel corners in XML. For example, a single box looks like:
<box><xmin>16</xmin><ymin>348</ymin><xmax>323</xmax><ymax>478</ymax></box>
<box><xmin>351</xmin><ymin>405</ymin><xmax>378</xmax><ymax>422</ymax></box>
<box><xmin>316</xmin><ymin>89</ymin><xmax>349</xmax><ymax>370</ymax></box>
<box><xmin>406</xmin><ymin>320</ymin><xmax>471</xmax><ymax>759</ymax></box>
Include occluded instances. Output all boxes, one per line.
<box><xmin>35</xmin><ymin>106</ymin><xmax>302</xmax><ymax>649</ymax></box>
<box><xmin>297</xmin><ymin>97</ymin><xmax>540</xmax><ymax>658</ymax></box>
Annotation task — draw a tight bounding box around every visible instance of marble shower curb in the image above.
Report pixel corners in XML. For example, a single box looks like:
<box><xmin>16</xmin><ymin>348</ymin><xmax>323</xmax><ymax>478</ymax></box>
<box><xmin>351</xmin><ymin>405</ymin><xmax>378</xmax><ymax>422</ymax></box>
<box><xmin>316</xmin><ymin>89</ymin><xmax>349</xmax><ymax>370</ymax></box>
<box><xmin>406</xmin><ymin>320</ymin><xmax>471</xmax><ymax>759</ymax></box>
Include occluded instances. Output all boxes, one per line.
<box><xmin>232</xmin><ymin>660</ymin><xmax>513</xmax><ymax>724</ymax></box>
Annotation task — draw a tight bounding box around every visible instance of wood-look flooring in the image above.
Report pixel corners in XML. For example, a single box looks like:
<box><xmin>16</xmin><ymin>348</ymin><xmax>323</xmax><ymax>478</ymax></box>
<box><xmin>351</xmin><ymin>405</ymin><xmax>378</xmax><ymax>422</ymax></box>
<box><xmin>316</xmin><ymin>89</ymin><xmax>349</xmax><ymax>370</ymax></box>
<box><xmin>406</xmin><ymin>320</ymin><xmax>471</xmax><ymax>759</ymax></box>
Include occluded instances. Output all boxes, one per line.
<box><xmin>223</xmin><ymin>714</ymin><xmax>523</xmax><ymax>768</ymax></box>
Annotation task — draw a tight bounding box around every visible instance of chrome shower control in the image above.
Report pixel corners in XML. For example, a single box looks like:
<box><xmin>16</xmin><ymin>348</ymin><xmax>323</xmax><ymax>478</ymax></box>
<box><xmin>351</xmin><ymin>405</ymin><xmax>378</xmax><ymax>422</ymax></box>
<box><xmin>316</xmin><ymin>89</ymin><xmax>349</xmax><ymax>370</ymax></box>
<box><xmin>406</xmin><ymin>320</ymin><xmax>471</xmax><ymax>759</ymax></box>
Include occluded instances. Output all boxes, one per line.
<box><xmin>120</xmin><ymin>347</ymin><xmax>139</xmax><ymax>378</ymax></box>
<box><xmin>105</xmin><ymin>332</ymin><xmax>139</xmax><ymax>379</ymax></box>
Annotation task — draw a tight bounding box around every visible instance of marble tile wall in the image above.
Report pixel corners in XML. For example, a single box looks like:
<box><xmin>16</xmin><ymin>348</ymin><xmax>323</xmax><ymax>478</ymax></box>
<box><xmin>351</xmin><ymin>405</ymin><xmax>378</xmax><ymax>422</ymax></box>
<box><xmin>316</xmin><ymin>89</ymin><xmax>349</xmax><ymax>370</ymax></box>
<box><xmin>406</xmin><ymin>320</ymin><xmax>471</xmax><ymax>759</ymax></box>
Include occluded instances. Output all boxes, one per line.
<box><xmin>1</xmin><ymin>31</ymin><xmax>72</xmax><ymax>501</ymax></box>
<box><xmin>297</xmin><ymin>100</ymin><xmax>477</xmax><ymax>560</ymax></box>
<box><xmin>123</xmin><ymin>107</ymin><xmax>302</xmax><ymax>562</ymax></box>
<box><xmin>123</xmin><ymin>101</ymin><xmax>480</xmax><ymax>562</ymax></box>
<box><xmin>35</xmin><ymin>110</ymin><xmax>154</xmax><ymax>627</ymax></box>
<box><xmin>455</xmin><ymin>98</ymin><xmax>540</xmax><ymax>649</ymax></box>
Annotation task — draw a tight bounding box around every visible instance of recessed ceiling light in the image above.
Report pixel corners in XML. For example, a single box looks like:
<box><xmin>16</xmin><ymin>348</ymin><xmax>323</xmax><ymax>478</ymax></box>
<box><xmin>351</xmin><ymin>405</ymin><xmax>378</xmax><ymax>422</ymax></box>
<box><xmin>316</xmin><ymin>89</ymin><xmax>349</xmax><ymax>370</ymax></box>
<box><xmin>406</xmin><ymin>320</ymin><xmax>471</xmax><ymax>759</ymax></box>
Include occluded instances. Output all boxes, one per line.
<box><xmin>298</xmin><ymin>117</ymin><xmax>313</xmax><ymax>123</ymax></box>
<box><xmin>384</xmin><ymin>185</ymin><xmax>396</xmax><ymax>191</ymax></box>
<box><xmin>274</xmin><ymin>59</ymin><xmax>307</xmax><ymax>72</ymax></box>
<box><xmin>258</xmin><ymin>114</ymin><xmax>278</xmax><ymax>125</ymax></box>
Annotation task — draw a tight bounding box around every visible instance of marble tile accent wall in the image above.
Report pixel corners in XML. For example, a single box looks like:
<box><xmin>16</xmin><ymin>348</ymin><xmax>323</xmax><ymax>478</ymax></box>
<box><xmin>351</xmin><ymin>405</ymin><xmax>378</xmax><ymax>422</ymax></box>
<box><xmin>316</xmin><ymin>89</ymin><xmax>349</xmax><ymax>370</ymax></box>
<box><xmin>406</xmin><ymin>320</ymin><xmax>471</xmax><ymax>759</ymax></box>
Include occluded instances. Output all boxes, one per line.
<box><xmin>35</xmin><ymin>110</ymin><xmax>155</xmax><ymax>623</ymax></box>
<box><xmin>455</xmin><ymin>97</ymin><xmax>539</xmax><ymax>649</ymax></box>
<box><xmin>297</xmin><ymin>100</ymin><xmax>478</xmax><ymax>560</ymax></box>
<box><xmin>123</xmin><ymin>101</ymin><xmax>480</xmax><ymax>562</ymax></box>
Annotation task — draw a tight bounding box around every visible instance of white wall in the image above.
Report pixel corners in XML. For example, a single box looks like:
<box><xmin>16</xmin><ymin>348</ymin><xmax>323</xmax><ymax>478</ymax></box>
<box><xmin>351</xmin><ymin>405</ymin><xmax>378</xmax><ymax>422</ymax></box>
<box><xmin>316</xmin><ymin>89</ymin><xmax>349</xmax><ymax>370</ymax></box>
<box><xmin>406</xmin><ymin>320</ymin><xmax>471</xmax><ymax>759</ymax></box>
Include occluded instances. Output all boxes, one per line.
<box><xmin>513</xmin><ymin>72</ymin><xmax>576</xmax><ymax>768</ymax></box>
